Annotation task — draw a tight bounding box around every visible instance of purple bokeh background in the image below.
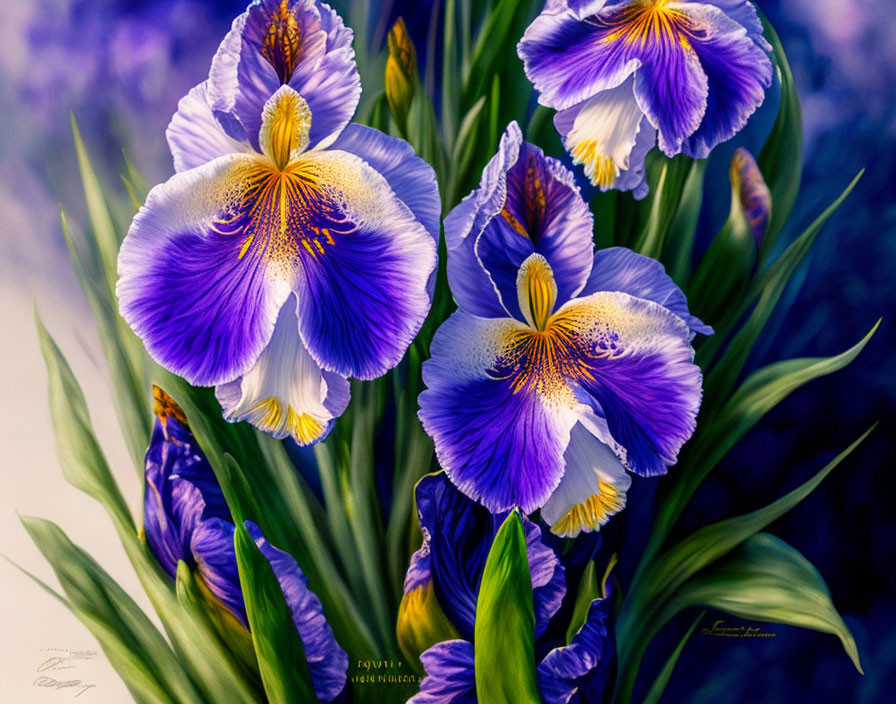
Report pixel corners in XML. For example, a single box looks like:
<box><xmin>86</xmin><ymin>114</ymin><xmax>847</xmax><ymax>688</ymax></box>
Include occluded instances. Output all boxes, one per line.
<box><xmin>1</xmin><ymin>1</ymin><xmax>893</xmax><ymax>701</ymax></box>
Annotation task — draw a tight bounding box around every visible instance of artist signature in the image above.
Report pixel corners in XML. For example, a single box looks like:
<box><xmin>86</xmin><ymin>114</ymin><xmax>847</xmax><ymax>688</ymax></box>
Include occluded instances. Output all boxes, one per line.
<box><xmin>32</xmin><ymin>649</ymin><xmax>98</xmax><ymax>698</ymax></box>
<box><xmin>700</xmin><ymin>619</ymin><xmax>776</xmax><ymax>638</ymax></box>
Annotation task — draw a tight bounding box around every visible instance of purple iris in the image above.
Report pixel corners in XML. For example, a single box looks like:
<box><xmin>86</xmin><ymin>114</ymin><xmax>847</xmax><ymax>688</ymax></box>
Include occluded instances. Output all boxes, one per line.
<box><xmin>418</xmin><ymin>123</ymin><xmax>708</xmax><ymax>537</ymax></box>
<box><xmin>518</xmin><ymin>0</ymin><xmax>773</xmax><ymax>196</ymax></box>
<box><xmin>144</xmin><ymin>386</ymin><xmax>348</xmax><ymax>701</ymax></box>
<box><xmin>118</xmin><ymin>0</ymin><xmax>440</xmax><ymax>445</ymax></box>
<box><xmin>402</xmin><ymin>473</ymin><xmax>614</xmax><ymax>703</ymax></box>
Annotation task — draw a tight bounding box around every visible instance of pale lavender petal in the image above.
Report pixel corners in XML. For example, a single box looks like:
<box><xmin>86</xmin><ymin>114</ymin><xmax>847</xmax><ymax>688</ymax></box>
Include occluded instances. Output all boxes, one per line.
<box><xmin>582</xmin><ymin>247</ymin><xmax>712</xmax><ymax>335</ymax></box>
<box><xmin>166</xmin><ymin>82</ymin><xmax>250</xmax><ymax>172</ymax></box>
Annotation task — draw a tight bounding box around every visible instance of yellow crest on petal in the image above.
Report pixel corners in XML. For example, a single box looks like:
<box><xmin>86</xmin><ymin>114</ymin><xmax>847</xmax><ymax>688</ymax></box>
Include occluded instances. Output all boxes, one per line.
<box><xmin>252</xmin><ymin>397</ymin><xmax>326</xmax><ymax>445</ymax></box>
<box><xmin>517</xmin><ymin>253</ymin><xmax>557</xmax><ymax>331</ymax></box>
<box><xmin>260</xmin><ymin>86</ymin><xmax>312</xmax><ymax>170</ymax></box>
<box><xmin>551</xmin><ymin>479</ymin><xmax>627</xmax><ymax>538</ymax></box>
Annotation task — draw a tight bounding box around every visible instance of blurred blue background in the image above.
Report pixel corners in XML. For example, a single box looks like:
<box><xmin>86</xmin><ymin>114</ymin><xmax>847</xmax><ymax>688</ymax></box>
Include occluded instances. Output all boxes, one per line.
<box><xmin>0</xmin><ymin>0</ymin><xmax>892</xmax><ymax>701</ymax></box>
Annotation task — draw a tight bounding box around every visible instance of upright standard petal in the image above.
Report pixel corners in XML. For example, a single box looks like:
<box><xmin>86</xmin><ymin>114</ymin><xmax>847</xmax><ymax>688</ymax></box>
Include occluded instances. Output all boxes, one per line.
<box><xmin>208</xmin><ymin>0</ymin><xmax>360</xmax><ymax>149</ymax></box>
<box><xmin>291</xmin><ymin>148</ymin><xmax>437</xmax><ymax>379</ymax></box>
<box><xmin>446</xmin><ymin>122</ymin><xmax>594</xmax><ymax>321</ymax></box>
<box><xmin>215</xmin><ymin>297</ymin><xmax>350</xmax><ymax>445</ymax></box>
<box><xmin>166</xmin><ymin>82</ymin><xmax>251</xmax><ymax>173</ymax></box>
<box><xmin>582</xmin><ymin>247</ymin><xmax>712</xmax><ymax>335</ymax></box>
<box><xmin>418</xmin><ymin>310</ymin><xmax>580</xmax><ymax>514</ymax></box>
<box><xmin>556</xmin><ymin>291</ymin><xmax>703</xmax><ymax>476</ymax></box>
<box><xmin>118</xmin><ymin>154</ymin><xmax>292</xmax><ymax>387</ymax></box>
<box><xmin>541</xmin><ymin>422</ymin><xmax>632</xmax><ymax>537</ymax></box>
<box><xmin>246</xmin><ymin>521</ymin><xmax>348</xmax><ymax>702</ymax></box>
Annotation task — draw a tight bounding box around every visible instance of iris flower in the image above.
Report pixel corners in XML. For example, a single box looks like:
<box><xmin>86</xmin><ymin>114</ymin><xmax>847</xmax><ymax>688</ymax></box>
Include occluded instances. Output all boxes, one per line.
<box><xmin>418</xmin><ymin>123</ymin><xmax>708</xmax><ymax>537</ymax></box>
<box><xmin>118</xmin><ymin>0</ymin><xmax>439</xmax><ymax>445</ymax></box>
<box><xmin>518</xmin><ymin>0</ymin><xmax>773</xmax><ymax>195</ymax></box>
<box><xmin>400</xmin><ymin>473</ymin><xmax>614</xmax><ymax>703</ymax></box>
<box><xmin>144</xmin><ymin>385</ymin><xmax>348</xmax><ymax>701</ymax></box>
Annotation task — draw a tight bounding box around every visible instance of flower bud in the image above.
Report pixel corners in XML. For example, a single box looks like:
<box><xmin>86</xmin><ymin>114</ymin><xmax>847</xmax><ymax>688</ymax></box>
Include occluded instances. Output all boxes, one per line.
<box><xmin>385</xmin><ymin>18</ymin><xmax>417</xmax><ymax>133</ymax></box>
<box><xmin>690</xmin><ymin>148</ymin><xmax>771</xmax><ymax>322</ymax></box>
<box><xmin>729</xmin><ymin>147</ymin><xmax>772</xmax><ymax>247</ymax></box>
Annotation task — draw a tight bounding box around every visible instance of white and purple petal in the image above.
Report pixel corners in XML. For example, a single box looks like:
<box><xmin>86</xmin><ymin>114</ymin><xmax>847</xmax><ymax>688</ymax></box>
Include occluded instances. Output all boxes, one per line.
<box><xmin>215</xmin><ymin>297</ymin><xmax>350</xmax><ymax>446</ymax></box>
<box><xmin>541</xmin><ymin>422</ymin><xmax>631</xmax><ymax>537</ymax></box>
<box><xmin>518</xmin><ymin>7</ymin><xmax>641</xmax><ymax>111</ymax></box>
<box><xmin>418</xmin><ymin>311</ymin><xmax>580</xmax><ymax>514</ymax></box>
<box><xmin>246</xmin><ymin>521</ymin><xmax>348</xmax><ymax>703</ymax></box>
<box><xmin>291</xmin><ymin>148</ymin><xmax>437</xmax><ymax>380</ymax></box>
<box><xmin>557</xmin><ymin>291</ymin><xmax>702</xmax><ymax>477</ymax></box>
<box><xmin>411</xmin><ymin>640</ymin><xmax>477</xmax><ymax>704</ymax></box>
<box><xmin>555</xmin><ymin>76</ymin><xmax>655</xmax><ymax>196</ymax></box>
<box><xmin>117</xmin><ymin>154</ymin><xmax>292</xmax><ymax>387</ymax></box>
<box><xmin>582</xmin><ymin>247</ymin><xmax>712</xmax><ymax>335</ymax></box>
<box><xmin>327</xmin><ymin>124</ymin><xmax>440</xmax><ymax>292</ymax></box>
<box><xmin>166</xmin><ymin>82</ymin><xmax>252</xmax><ymax>173</ymax></box>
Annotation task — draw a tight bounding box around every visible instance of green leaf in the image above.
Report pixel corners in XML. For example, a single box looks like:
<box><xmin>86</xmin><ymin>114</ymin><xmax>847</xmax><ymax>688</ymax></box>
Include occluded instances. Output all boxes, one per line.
<box><xmin>233</xmin><ymin>522</ymin><xmax>317</xmax><ymax>704</ymax></box>
<box><xmin>642</xmin><ymin>611</ymin><xmax>705</xmax><ymax>704</ymax></box>
<box><xmin>474</xmin><ymin>510</ymin><xmax>541</xmax><ymax>704</ymax></box>
<box><xmin>664</xmin><ymin>160</ymin><xmax>707</xmax><ymax>286</ymax></box>
<box><xmin>565</xmin><ymin>554</ymin><xmax>617</xmax><ymax>646</ymax></box>
<box><xmin>34</xmin><ymin>331</ymin><xmax>260</xmax><ymax>702</ymax></box>
<box><xmin>668</xmin><ymin>534</ymin><xmax>862</xmax><ymax>673</ymax></box>
<box><xmin>21</xmin><ymin>516</ymin><xmax>201</xmax><ymax>704</ymax></box>
<box><xmin>174</xmin><ymin>562</ymin><xmax>261</xmax><ymax>690</ymax></box>
<box><xmin>616</xmin><ymin>425</ymin><xmax>875</xmax><ymax>702</ymax></box>
<box><xmin>35</xmin><ymin>311</ymin><xmax>134</xmax><ymax>531</ymax></box>
<box><xmin>632</xmin><ymin>155</ymin><xmax>693</xmax><ymax>260</ymax></box>
<box><xmin>157</xmin><ymin>376</ymin><xmax>380</xmax><ymax>659</ymax></box>
<box><xmin>71</xmin><ymin>114</ymin><xmax>121</xmax><ymax>294</ymax></box>
<box><xmin>659</xmin><ymin>320</ymin><xmax>880</xmax><ymax>538</ymax></box>
<box><xmin>757</xmin><ymin>14</ymin><xmax>803</xmax><ymax>254</ymax></box>
<box><xmin>462</xmin><ymin>0</ymin><xmax>533</xmax><ymax>111</ymax></box>
<box><xmin>59</xmin><ymin>212</ymin><xmax>151</xmax><ymax>471</ymax></box>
